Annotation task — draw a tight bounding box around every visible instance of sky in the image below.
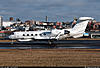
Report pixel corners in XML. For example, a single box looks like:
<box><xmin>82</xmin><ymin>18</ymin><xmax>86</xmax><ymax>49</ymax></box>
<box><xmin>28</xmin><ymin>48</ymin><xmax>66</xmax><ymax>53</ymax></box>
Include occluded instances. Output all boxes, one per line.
<box><xmin>0</xmin><ymin>0</ymin><xmax>100</xmax><ymax>22</ymax></box>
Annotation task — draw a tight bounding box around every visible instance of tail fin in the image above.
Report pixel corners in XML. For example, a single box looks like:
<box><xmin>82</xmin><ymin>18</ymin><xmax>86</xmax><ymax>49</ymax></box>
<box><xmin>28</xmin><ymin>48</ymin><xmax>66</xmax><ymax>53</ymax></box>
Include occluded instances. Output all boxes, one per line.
<box><xmin>71</xmin><ymin>20</ymin><xmax>89</xmax><ymax>33</ymax></box>
<box><xmin>70</xmin><ymin>20</ymin><xmax>89</xmax><ymax>38</ymax></box>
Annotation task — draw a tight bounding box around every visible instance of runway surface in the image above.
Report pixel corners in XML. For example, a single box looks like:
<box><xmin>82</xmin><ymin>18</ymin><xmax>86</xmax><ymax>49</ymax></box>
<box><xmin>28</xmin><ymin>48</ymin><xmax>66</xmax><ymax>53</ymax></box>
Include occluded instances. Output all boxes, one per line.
<box><xmin>0</xmin><ymin>39</ymin><xmax>99</xmax><ymax>49</ymax></box>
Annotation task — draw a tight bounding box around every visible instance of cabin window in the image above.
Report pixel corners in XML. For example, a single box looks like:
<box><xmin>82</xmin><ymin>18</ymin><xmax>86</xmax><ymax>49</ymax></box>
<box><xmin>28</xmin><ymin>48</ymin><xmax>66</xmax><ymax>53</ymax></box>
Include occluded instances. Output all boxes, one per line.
<box><xmin>35</xmin><ymin>34</ymin><xmax>37</xmax><ymax>36</ymax></box>
<box><xmin>39</xmin><ymin>34</ymin><xmax>42</xmax><ymax>36</ymax></box>
<box><xmin>31</xmin><ymin>34</ymin><xmax>34</xmax><ymax>36</ymax></box>
<box><xmin>23</xmin><ymin>34</ymin><xmax>25</xmax><ymax>36</ymax></box>
<box><xmin>27</xmin><ymin>34</ymin><xmax>29</xmax><ymax>36</ymax></box>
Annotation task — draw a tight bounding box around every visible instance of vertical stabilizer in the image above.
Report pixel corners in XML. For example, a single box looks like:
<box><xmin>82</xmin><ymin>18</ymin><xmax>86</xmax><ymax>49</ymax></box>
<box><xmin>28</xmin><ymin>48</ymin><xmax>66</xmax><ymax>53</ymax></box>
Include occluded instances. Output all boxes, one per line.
<box><xmin>71</xmin><ymin>20</ymin><xmax>89</xmax><ymax>33</ymax></box>
<box><xmin>70</xmin><ymin>20</ymin><xmax>89</xmax><ymax>38</ymax></box>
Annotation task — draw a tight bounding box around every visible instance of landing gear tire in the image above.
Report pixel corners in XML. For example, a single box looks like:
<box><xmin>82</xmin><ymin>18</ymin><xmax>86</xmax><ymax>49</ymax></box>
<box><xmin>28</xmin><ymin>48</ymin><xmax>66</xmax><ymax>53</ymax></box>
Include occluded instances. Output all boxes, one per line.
<box><xmin>48</xmin><ymin>40</ymin><xmax>56</xmax><ymax>48</ymax></box>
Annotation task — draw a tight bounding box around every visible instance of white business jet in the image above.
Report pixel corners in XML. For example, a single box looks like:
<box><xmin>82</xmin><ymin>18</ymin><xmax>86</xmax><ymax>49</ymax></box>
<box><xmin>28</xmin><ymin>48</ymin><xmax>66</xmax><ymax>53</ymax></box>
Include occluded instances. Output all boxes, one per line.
<box><xmin>9</xmin><ymin>17</ymin><xmax>94</xmax><ymax>41</ymax></box>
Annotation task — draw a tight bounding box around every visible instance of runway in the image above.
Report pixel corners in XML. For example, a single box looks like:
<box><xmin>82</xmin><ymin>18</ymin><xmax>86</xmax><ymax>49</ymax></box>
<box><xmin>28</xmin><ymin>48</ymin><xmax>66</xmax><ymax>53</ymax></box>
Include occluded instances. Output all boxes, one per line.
<box><xmin>0</xmin><ymin>45</ymin><xmax>100</xmax><ymax>49</ymax></box>
<box><xmin>0</xmin><ymin>39</ymin><xmax>99</xmax><ymax>49</ymax></box>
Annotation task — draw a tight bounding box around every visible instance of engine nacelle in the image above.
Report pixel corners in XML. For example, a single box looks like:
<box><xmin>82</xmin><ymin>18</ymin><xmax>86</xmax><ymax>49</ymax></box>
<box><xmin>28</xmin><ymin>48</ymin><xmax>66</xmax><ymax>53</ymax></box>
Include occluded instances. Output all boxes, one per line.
<box><xmin>64</xmin><ymin>30</ymin><xmax>70</xmax><ymax>34</ymax></box>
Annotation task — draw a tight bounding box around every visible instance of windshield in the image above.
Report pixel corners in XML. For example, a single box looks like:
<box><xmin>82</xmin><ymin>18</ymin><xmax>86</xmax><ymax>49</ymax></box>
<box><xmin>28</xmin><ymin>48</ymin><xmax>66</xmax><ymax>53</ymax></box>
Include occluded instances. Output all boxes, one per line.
<box><xmin>11</xmin><ymin>32</ymin><xmax>14</xmax><ymax>35</ymax></box>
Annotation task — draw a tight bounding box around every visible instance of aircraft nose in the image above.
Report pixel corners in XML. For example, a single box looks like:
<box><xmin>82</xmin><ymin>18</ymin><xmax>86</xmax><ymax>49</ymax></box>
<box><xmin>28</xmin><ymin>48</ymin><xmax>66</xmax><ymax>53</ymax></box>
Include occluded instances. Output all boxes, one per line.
<box><xmin>9</xmin><ymin>35</ymin><xmax>14</xmax><ymax>39</ymax></box>
<box><xmin>9</xmin><ymin>35</ymin><xmax>11</xmax><ymax>39</ymax></box>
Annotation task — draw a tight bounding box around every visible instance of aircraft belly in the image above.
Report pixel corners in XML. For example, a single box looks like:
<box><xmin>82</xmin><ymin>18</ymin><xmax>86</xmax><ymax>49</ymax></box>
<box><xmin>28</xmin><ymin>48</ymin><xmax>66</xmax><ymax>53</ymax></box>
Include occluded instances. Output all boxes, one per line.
<box><xmin>59</xmin><ymin>34</ymin><xmax>70</xmax><ymax>40</ymax></box>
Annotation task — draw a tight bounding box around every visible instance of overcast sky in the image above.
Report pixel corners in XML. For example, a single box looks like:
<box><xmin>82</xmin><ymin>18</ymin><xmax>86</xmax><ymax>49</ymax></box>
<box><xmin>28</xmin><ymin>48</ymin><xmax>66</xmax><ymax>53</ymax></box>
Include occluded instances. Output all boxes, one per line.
<box><xmin>0</xmin><ymin>0</ymin><xmax>100</xmax><ymax>22</ymax></box>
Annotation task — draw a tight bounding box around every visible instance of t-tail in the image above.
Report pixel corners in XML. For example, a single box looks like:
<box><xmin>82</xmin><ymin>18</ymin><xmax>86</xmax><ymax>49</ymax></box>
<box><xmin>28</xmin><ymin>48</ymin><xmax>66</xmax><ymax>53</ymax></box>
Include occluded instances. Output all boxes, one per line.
<box><xmin>70</xmin><ymin>20</ymin><xmax>89</xmax><ymax>38</ymax></box>
<box><xmin>58</xmin><ymin>17</ymin><xmax>94</xmax><ymax>39</ymax></box>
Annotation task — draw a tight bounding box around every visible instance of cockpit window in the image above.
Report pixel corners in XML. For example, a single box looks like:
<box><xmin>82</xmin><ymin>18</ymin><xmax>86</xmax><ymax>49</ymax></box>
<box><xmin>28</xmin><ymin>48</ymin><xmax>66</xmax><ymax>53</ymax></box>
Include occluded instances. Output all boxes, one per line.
<box><xmin>11</xmin><ymin>32</ymin><xmax>14</xmax><ymax>35</ymax></box>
